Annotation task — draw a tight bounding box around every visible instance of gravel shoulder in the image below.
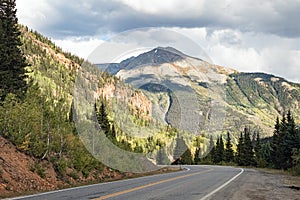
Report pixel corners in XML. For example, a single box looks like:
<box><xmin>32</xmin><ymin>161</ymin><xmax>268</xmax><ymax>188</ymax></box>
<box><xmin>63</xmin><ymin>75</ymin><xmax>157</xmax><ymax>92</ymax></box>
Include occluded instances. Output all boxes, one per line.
<box><xmin>210</xmin><ymin>168</ymin><xmax>300</xmax><ymax>200</ymax></box>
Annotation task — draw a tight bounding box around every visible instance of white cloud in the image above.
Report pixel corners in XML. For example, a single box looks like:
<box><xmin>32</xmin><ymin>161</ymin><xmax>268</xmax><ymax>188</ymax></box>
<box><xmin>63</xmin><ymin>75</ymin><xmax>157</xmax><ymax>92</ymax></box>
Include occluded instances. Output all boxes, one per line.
<box><xmin>52</xmin><ymin>27</ymin><xmax>300</xmax><ymax>83</ymax></box>
<box><xmin>16</xmin><ymin>0</ymin><xmax>59</xmax><ymax>32</ymax></box>
<box><xmin>261</xmin><ymin>48</ymin><xmax>300</xmax><ymax>83</ymax></box>
<box><xmin>53</xmin><ymin>37</ymin><xmax>104</xmax><ymax>59</ymax></box>
<box><xmin>172</xmin><ymin>28</ymin><xmax>300</xmax><ymax>83</ymax></box>
<box><xmin>15</xmin><ymin>0</ymin><xmax>300</xmax><ymax>83</ymax></box>
<box><xmin>117</xmin><ymin>0</ymin><xmax>205</xmax><ymax>16</ymax></box>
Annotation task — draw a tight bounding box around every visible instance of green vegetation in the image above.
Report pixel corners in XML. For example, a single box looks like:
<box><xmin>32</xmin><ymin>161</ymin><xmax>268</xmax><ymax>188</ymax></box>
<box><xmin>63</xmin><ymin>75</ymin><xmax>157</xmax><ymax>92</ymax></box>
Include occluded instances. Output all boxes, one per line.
<box><xmin>1</xmin><ymin>0</ymin><xmax>300</xmax><ymax>186</ymax></box>
<box><xmin>270</xmin><ymin>111</ymin><xmax>300</xmax><ymax>170</ymax></box>
<box><xmin>198</xmin><ymin>111</ymin><xmax>300</xmax><ymax>175</ymax></box>
<box><xmin>0</xmin><ymin>0</ymin><xmax>28</xmax><ymax>100</ymax></box>
<box><xmin>225</xmin><ymin>72</ymin><xmax>300</xmax><ymax>136</ymax></box>
<box><xmin>224</xmin><ymin>132</ymin><xmax>234</xmax><ymax>162</ymax></box>
<box><xmin>0</xmin><ymin>1</ymin><xmax>105</xmax><ymax>180</ymax></box>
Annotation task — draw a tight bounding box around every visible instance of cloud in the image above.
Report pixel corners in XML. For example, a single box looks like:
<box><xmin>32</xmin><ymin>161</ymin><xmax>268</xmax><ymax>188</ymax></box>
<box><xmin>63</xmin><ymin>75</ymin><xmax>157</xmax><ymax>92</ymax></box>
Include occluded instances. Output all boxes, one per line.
<box><xmin>261</xmin><ymin>48</ymin><xmax>300</xmax><ymax>83</ymax></box>
<box><xmin>17</xmin><ymin>0</ymin><xmax>300</xmax><ymax>38</ymax></box>
<box><xmin>86</xmin><ymin>28</ymin><xmax>212</xmax><ymax>64</ymax></box>
<box><xmin>16</xmin><ymin>0</ymin><xmax>300</xmax><ymax>83</ymax></box>
<box><xmin>16</xmin><ymin>0</ymin><xmax>59</xmax><ymax>32</ymax></box>
<box><xmin>171</xmin><ymin>28</ymin><xmax>300</xmax><ymax>83</ymax></box>
<box><xmin>116</xmin><ymin>0</ymin><xmax>205</xmax><ymax>16</ymax></box>
<box><xmin>53</xmin><ymin>37</ymin><xmax>104</xmax><ymax>59</ymax></box>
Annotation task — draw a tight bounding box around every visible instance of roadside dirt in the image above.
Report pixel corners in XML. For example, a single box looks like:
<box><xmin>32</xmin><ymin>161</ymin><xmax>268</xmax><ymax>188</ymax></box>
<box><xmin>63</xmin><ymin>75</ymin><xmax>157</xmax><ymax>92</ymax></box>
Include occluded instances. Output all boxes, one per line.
<box><xmin>0</xmin><ymin>137</ymin><xmax>62</xmax><ymax>198</ymax></box>
<box><xmin>0</xmin><ymin>136</ymin><xmax>180</xmax><ymax>199</ymax></box>
<box><xmin>210</xmin><ymin>168</ymin><xmax>300</xmax><ymax>200</ymax></box>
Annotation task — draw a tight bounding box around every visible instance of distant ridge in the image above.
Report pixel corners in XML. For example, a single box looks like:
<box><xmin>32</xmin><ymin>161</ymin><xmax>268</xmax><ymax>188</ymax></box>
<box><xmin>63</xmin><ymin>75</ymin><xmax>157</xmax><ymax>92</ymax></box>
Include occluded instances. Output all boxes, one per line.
<box><xmin>98</xmin><ymin>46</ymin><xmax>300</xmax><ymax>136</ymax></box>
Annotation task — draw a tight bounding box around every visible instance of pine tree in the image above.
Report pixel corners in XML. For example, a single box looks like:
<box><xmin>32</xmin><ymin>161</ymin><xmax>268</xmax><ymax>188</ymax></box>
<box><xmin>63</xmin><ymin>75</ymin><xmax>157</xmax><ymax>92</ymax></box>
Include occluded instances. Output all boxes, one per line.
<box><xmin>243</xmin><ymin>127</ymin><xmax>255</xmax><ymax>166</ymax></box>
<box><xmin>225</xmin><ymin>132</ymin><xmax>234</xmax><ymax>162</ymax></box>
<box><xmin>210</xmin><ymin>145</ymin><xmax>217</xmax><ymax>164</ymax></box>
<box><xmin>213</xmin><ymin>137</ymin><xmax>220</xmax><ymax>163</ymax></box>
<box><xmin>194</xmin><ymin>147</ymin><xmax>201</xmax><ymax>164</ymax></box>
<box><xmin>0</xmin><ymin>0</ymin><xmax>28</xmax><ymax>100</ymax></box>
<box><xmin>218</xmin><ymin>136</ymin><xmax>225</xmax><ymax>162</ymax></box>
<box><xmin>254</xmin><ymin>132</ymin><xmax>263</xmax><ymax>166</ymax></box>
<box><xmin>282</xmin><ymin>110</ymin><xmax>299</xmax><ymax>169</ymax></box>
<box><xmin>213</xmin><ymin>136</ymin><xmax>224</xmax><ymax>163</ymax></box>
<box><xmin>193</xmin><ymin>136</ymin><xmax>201</xmax><ymax>164</ymax></box>
<box><xmin>96</xmin><ymin>102</ymin><xmax>110</xmax><ymax>136</ymax></box>
<box><xmin>271</xmin><ymin>116</ymin><xmax>282</xmax><ymax>168</ymax></box>
<box><xmin>236</xmin><ymin>132</ymin><xmax>245</xmax><ymax>165</ymax></box>
<box><xmin>261</xmin><ymin>141</ymin><xmax>272</xmax><ymax>167</ymax></box>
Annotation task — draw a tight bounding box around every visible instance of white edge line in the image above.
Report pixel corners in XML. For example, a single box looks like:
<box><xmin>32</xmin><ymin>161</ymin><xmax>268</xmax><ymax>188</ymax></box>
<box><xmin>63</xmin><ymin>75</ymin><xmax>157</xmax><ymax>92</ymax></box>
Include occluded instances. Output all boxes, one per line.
<box><xmin>199</xmin><ymin>168</ymin><xmax>244</xmax><ymax>200</ymax></box>
<box><xmin>7</xmin><ymin>166</ymin><xmax>191</xmax><ymax>200</ymax></box>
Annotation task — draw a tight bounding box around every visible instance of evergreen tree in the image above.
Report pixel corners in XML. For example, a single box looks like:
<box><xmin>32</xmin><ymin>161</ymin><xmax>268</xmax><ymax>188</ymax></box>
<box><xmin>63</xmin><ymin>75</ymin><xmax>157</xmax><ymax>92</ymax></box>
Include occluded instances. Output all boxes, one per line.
<box><xmin>270</xmin><ymin>112</ymin><xmax>300</xmax><ymax>169</ymax></box>
<box><xmin>0</xmin><ymin>0</ymin><xmax>28</xmax><ymax>100</ymax></box>
<box><xmin>271</xmin><ymin>116</ymin><xmax>283</xmax><ymax>168</ymax></box>
<box><xmin>236</xmin><ymin>132</ymin><xmax>245</xmax><ymax>165</ymax></box>
<box><xmin>96</xmin><ymin>102</ymin><xmax>110</xmax><ymax>136</ymax></box>
<box><xmin>194</xmin><ymin>147</ymin><xmax>201</xmax><ymax>164</ymax></box>
<box><xmin>202</xmin><ymin>136</ymin><xmax>215</xmax><ymax>163</ymax></box>
<box><xmin>213</xmin><ymin>136</ymin><xmax>224</xmax><ymax>163</ymax></box>
<box><xmin>254</xmin><ymin>132</ymin><xmax>263</xmax><ymax>166</ymax></box>
<box><xmin>193</xmin><ymin>136</ymin><xmax>202</xmax><ymax>164</ymax></box>
<box><xmin>261</xmin><ymin>141</ymin><xmax>272</xmax><ymax>167</ymax></box>
<box><xmin>218</xmin><ymin>136</ymin><xmax>225</xmax><ymax>162</ymax></box>
<box><xmin>210</xmin><ymin>145</ymin><xmax>217</xmax><ymax>164</ymax></box>
<box><xmin>282</xmin><ymin>111</ymin><xmax>299</xmax><ymax>169</ymax></box>
<box><xmin>225</xmin><ymin>132</ymin><xmax>234</xmax><ymax>162</ymax></box>
<box><xmin>213</xmin><ymin>137</ymin><xmax>220</xmax><ymax>163</ymax></box>
<box><xmin>243</xmin><ymin>127</ymin><xmax>255</xmax><ymax>166</ymax></box>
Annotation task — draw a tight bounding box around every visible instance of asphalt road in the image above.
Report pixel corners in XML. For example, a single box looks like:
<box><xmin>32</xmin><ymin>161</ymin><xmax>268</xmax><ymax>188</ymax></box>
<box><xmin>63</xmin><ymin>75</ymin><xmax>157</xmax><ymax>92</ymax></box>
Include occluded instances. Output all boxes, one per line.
<box><xmin>11</xmin><ymin>165</ymin><xmax>243</xmax><ymax>200</ymax></box>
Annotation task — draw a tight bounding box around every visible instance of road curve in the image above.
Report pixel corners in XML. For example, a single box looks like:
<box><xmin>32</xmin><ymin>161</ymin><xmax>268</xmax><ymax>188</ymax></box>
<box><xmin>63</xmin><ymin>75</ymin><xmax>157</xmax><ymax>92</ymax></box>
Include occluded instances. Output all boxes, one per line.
<box><xmin>11</xmin><ymin>165</ymin><xmax>243</xmax><ymax>200</ymax></box>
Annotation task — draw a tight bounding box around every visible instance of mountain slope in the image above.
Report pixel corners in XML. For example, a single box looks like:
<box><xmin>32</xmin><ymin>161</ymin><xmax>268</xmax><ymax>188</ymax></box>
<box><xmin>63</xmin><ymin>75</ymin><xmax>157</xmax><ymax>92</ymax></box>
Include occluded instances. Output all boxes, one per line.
<box><xmin>100</xmin><ymin>47</ymin><xmax>300</xmax><ymax>136</ymax></box>
<box><xmin>0</xmin><ymin>26</ymin><xmax>125</xmax><ymax>197</ymax></box>
<box><xmin>1</xmin><ymin>25</ymin><xmax>299</xmax><ymax>196</ymax></box>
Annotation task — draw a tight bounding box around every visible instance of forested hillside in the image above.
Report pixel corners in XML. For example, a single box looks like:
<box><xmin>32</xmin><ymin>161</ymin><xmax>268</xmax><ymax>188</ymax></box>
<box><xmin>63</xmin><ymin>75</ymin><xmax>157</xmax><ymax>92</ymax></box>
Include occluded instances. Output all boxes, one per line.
<box><xmin>1</xmin><ymin>1</ymin><xmax>300</xmax><ymax>197</ymax></box>
<box><xmin>0</xmin><ymin>3</ymin><xmax>195</xmax><ymax>196</ymax></box>
<box><xmin>0</xmin><ymin>1</ymin><xmax>123</xmax><ymax>196</ymax></box>
<box><xmin>226</xmin><ymin>72</ymin><xmax>300</xmax><ymax>132</ymax></box>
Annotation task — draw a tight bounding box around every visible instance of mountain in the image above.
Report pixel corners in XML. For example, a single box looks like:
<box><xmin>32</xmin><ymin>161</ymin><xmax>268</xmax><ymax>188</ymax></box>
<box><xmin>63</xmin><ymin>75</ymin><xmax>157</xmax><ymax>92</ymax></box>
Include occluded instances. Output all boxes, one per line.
<box><xmin>1</xmin><ymin>24</ymin><xmax>300</xmax><ymax>196</ymax></box>
<box><xmin>98</xmin><ymin>46</ymin><xmax>300</xmax><ymax>136</ymax></box>
<box><xmin>98</xmin><ymin>47</ymin><xmax>196</xmax><ymax>74</ymax></box>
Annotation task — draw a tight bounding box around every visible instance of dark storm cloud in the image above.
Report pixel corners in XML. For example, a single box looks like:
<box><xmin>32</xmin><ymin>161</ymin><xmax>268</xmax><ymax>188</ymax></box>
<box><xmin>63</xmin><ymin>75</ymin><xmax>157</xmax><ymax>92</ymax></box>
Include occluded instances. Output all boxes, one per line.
<box><xmin>34</xmin><ymin>0</ymin><xmax>300</xmax><ymax>39</ymax></box>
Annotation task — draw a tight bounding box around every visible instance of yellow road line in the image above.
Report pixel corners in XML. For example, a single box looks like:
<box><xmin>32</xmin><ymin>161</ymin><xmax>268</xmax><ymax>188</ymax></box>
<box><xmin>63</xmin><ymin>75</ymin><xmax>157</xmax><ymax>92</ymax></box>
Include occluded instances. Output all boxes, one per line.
<box><xmin>94</xmin><ymin>168</ymin><xmax>213</xmax><ymax>200</ymax></box>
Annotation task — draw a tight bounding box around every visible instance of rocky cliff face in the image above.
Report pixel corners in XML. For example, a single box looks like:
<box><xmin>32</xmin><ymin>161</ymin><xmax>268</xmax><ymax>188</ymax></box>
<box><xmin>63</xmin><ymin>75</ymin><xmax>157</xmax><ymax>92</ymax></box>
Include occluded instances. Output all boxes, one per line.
<box><xmin>97</xmin><ymin>80</ymin><xmax>151</xmax><ymax>120</ymax></box>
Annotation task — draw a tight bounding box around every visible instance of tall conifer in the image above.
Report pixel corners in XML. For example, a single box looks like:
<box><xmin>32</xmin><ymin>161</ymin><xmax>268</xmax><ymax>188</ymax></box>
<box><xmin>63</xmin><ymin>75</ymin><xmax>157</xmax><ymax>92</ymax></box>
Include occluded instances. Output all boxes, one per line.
<box><xmin>0</xmin><ymin>0</ymin><xmax>28</xmax><ymax>100</ymax></box>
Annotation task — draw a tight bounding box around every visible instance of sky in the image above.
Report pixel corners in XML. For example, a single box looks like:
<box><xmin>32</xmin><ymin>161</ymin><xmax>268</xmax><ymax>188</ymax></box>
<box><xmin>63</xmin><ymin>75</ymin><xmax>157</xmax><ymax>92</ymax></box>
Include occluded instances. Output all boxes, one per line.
<box><xmin>16</xmin><ymin>0</ymin><xmax>300</xmax><ymax>83</ymax></box>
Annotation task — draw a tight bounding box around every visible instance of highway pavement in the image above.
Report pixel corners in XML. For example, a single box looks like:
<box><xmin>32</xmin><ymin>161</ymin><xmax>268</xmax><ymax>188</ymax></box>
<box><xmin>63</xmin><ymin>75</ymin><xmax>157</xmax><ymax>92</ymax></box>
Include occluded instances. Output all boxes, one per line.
<box><xmin>11</xmin><ymin>165</ymin><xmax>243</xmax><ymax>200</ymax></box>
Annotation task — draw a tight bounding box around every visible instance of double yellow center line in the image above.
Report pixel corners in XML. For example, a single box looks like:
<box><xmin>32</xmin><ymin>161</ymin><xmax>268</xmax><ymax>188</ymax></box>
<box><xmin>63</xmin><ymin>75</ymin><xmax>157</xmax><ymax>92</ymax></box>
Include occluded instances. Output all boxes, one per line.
<box><xmin>95</xmin><ymin>168</ymin><xmax>213</xmax><ymax>200</ymax></box>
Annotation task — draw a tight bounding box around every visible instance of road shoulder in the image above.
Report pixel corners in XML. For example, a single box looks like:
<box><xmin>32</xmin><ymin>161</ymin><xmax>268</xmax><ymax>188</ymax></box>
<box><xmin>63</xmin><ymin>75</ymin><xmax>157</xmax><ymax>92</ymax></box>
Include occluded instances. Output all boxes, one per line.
<box><xmin>209</xmin><ymin>168</ymin><xmax>300</xmax><ymax>200</ymax></box>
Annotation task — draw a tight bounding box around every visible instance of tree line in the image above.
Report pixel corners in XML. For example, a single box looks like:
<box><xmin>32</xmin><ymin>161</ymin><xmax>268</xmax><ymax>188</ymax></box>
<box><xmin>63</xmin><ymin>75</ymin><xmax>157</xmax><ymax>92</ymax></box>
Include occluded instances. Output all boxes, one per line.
<box><xmin>191</xmin><ymin>110</ymin><xmax>300</xmax><ymax>174</ymax></box>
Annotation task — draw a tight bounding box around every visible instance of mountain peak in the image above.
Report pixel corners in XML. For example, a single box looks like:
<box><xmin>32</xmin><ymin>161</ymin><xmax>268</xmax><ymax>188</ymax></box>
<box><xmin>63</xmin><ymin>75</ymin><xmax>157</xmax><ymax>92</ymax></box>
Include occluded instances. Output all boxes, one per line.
<box><xmin>136</xmin><ymin>46</ymin><xmax>186</xmax><ymax>65</ymax></box>
<box><xmin>100</xmin><ymin>46</ymin><xmax>188</xmax><ymax>72</ymax></box>
<box><xmin>153</xmin><ymin>46</ymin><xmax>185</xmax><ymax>55</ymax></box>
<box><xmin>97</xmin><ymin>46</ymin><xmax>204</xmax><ymax>75</ymax></box>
